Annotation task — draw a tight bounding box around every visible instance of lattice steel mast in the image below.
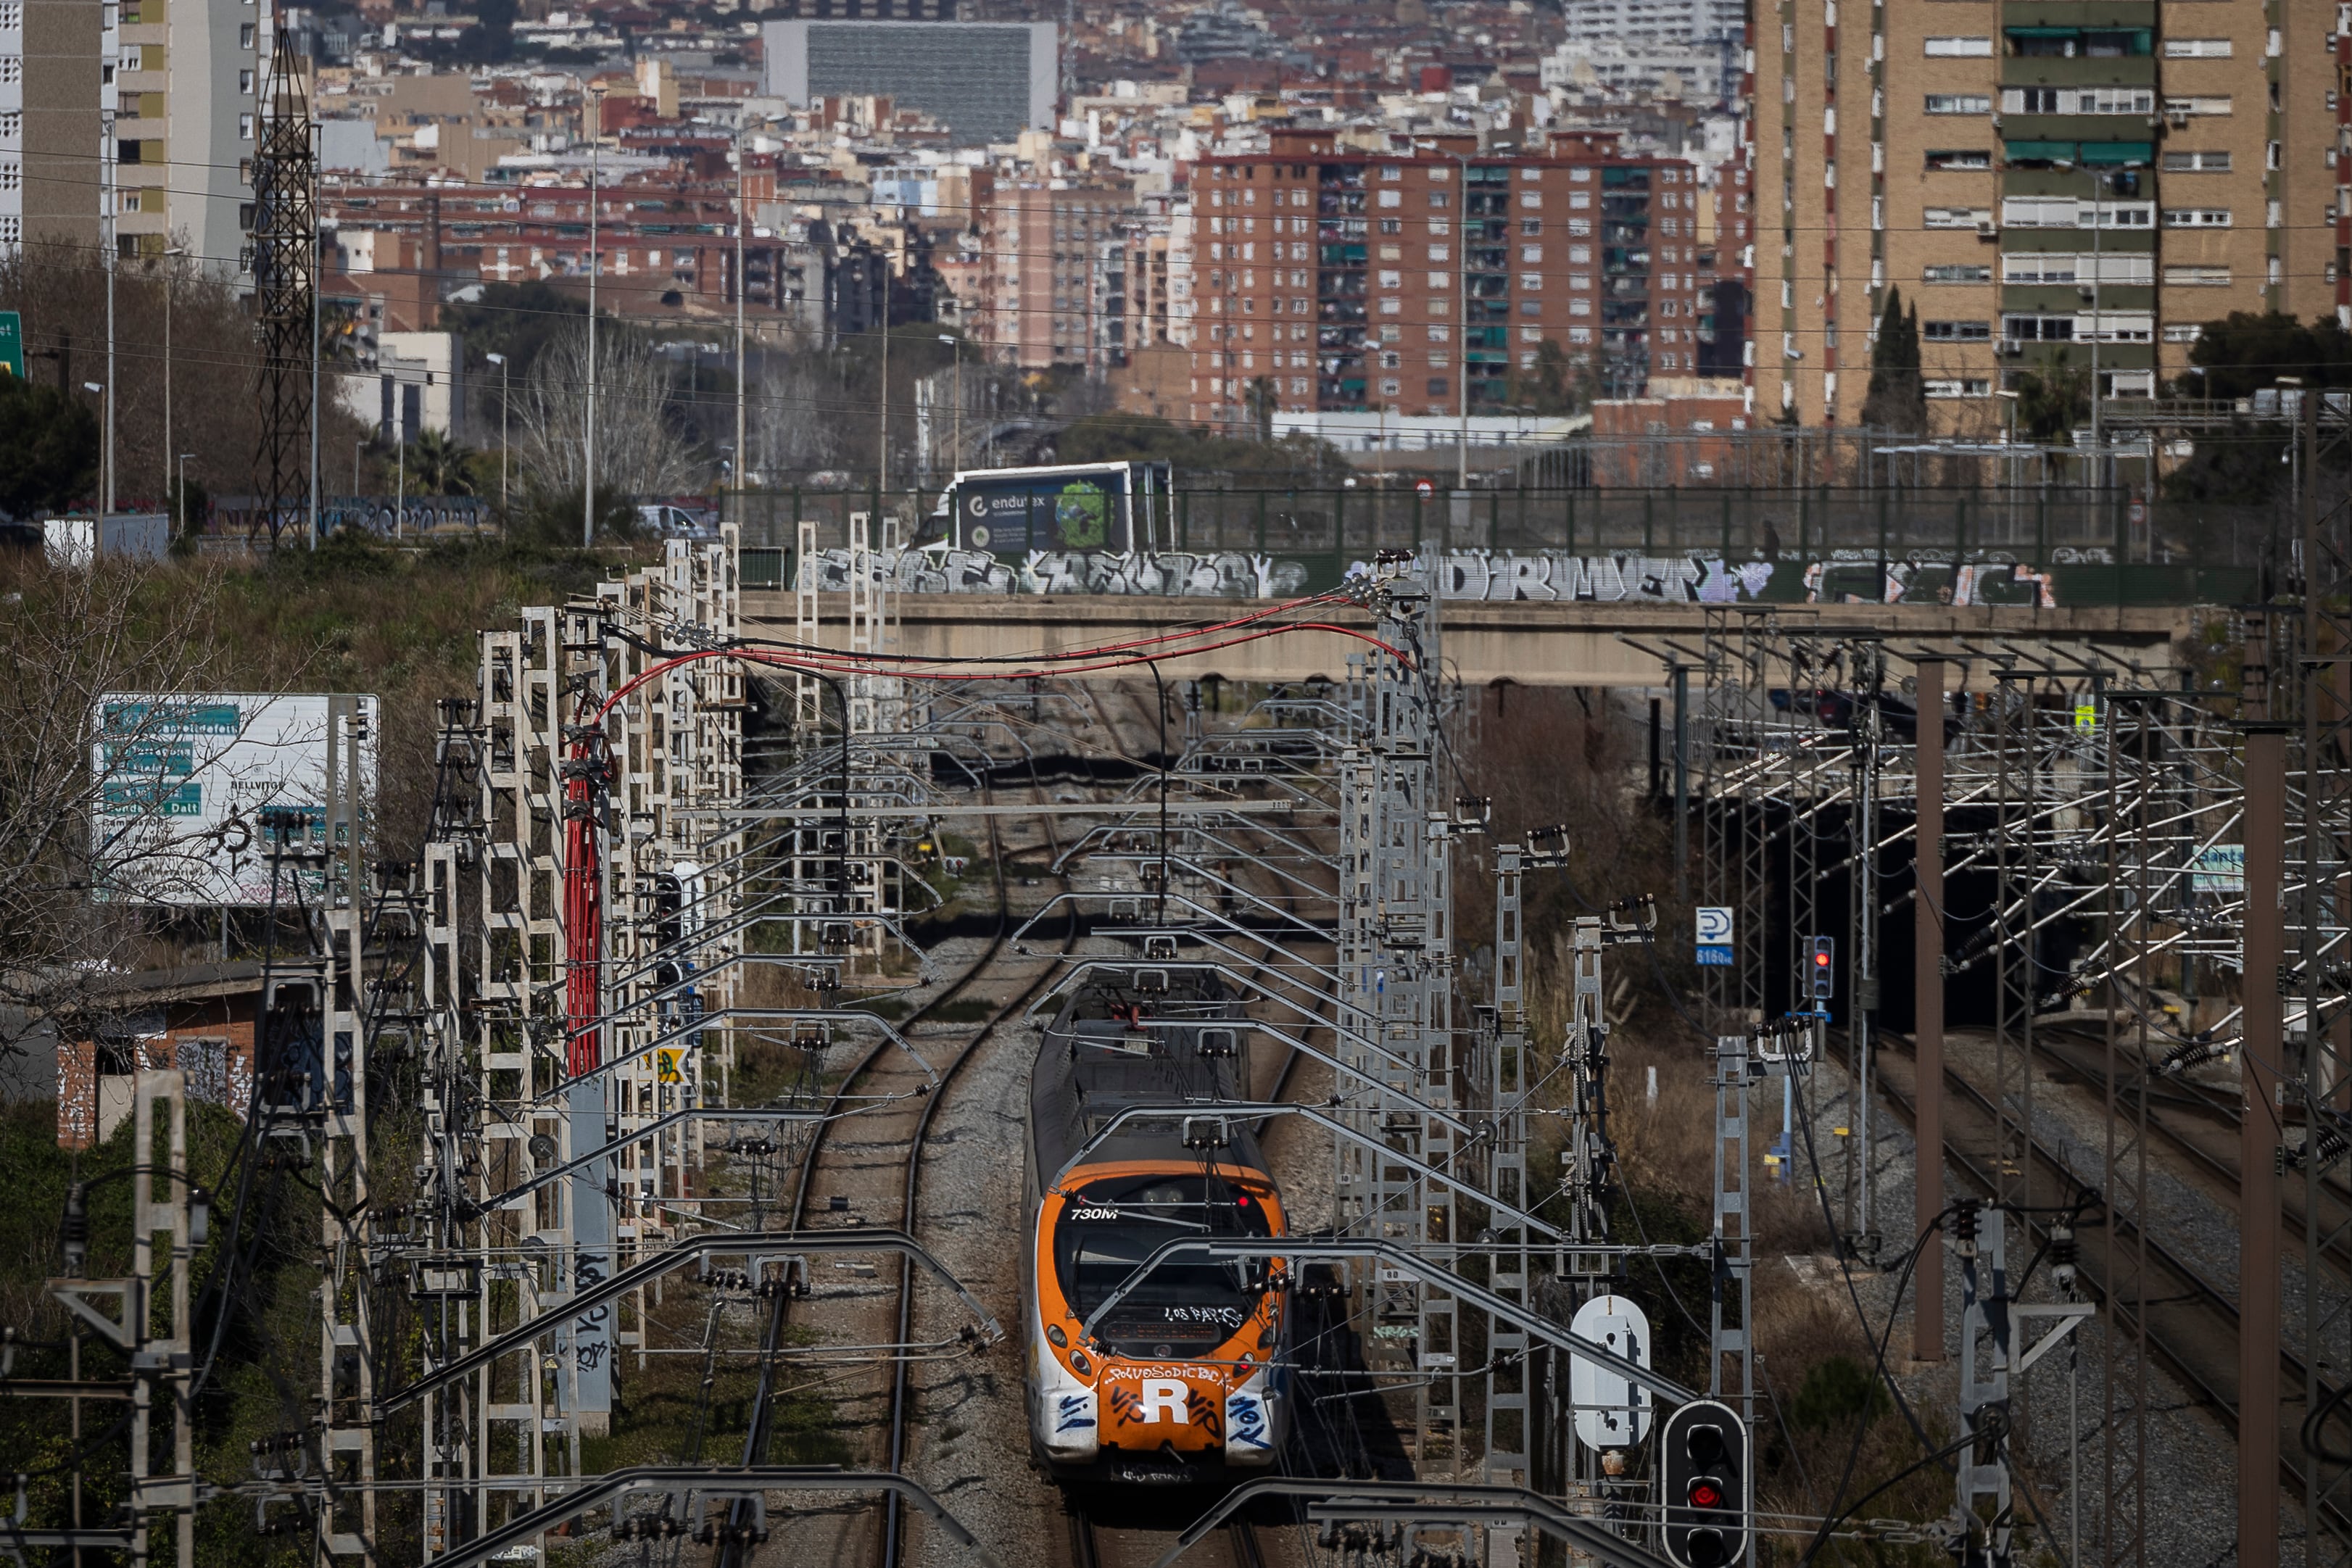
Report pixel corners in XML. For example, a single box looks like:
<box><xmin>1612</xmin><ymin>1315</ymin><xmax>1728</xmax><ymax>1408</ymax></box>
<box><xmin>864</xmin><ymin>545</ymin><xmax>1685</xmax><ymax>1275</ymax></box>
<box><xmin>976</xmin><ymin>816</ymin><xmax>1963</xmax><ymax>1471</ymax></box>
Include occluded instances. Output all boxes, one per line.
<box><xmin>250</xmin><ymin>28</ymin><xmax>315</xmax><ymax>543</ymax></box>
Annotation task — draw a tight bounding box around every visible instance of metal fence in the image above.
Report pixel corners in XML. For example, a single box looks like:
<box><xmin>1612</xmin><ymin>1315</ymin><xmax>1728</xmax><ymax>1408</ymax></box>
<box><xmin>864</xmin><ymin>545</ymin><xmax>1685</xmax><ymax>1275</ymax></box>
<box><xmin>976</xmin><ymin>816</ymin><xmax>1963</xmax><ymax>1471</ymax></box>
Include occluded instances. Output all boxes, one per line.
<box><xmin>723</xmin><ymin>484</ymin><xmax>2277</xmax><ymax>605</ymax></box>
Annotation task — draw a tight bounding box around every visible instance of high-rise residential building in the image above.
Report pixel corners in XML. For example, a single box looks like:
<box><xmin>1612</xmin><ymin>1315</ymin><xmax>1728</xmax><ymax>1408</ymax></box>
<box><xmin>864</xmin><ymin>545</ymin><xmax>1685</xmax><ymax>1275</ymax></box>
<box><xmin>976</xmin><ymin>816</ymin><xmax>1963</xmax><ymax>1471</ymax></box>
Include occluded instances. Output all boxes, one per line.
<box><xmin>763</xmin><ymin>20</ymin><xmax>1056</xmax><ymax>148</ymax></box>
<box><xmin>1186</xmin><ymin>129</ymin><xmax>1749</xmax><ymax>428</ymax></box>
<box><xmin>1562</xmin><ymin>0</ymin><xmax>1744</xmax><ymax>49</ymax></box>
<box><xmin>1750</xmin><ymin>0</ymin><xmax>2345</xmax><ymax>429</ymax></box>
<box><xmin>972</xmin><ymin>175</ymin><xmax>1130</xmax><ymax>370</ymax></box>
<box><xmin>113</xmin><ymin>0</ymin><xmax>265</xmax><ymax>271</ymax></box>
<box><xmin>0</xmin><ymin>0</ymin><xmax>110</xmax><ymax>253</ymax></box>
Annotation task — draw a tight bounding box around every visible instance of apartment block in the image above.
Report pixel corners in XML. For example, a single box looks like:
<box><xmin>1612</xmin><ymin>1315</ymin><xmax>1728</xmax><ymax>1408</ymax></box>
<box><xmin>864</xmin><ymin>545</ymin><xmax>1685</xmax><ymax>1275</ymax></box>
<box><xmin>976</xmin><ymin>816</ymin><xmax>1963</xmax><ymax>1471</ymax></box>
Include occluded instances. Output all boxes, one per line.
<box><xmin>0</xmin><ymin>0</ymin><xmax>109</xmax><ymax>253</ymax></box>
<box><xmin>972</xmin><ymin>175</ymin><xmax>1129</xmax><ymax>370</ymax></box>
<box><xmin>1186</xmin><ymin>128</ymin><xmax>1745</xmax><ymax>426</ymax></box>
<box><xmin>114</xmin><ymin>0</ymin><xmax>263</xmax><ymax>271</ymax></box>
<box><xmin>1752</xmin><ymin>0</ymin><xmax>2343</xmax><ymax>431</ymax></box>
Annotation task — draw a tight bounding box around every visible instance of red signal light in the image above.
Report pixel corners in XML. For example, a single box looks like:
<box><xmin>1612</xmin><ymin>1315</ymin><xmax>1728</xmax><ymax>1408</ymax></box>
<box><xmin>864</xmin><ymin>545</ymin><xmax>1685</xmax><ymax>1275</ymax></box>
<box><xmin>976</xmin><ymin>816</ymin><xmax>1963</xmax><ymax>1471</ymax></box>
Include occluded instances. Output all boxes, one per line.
<box><xmin>1689</xmin><ymin>1481</ymin><xmax>1724</xmax><ymax>1510</ymax></box>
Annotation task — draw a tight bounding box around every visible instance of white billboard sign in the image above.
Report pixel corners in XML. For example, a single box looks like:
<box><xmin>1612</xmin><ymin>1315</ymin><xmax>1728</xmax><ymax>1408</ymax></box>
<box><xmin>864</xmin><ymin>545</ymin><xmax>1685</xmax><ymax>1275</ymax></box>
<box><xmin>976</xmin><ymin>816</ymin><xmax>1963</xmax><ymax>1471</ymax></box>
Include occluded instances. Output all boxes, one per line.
<box><xmin>1569</xmin><ymin>1293</ymin><xmax>1655</xmax><ymax>1451</ymax></box>
<box><xmin>91</xmin><ymin>694</ymin><xmax>378</xmax><ymax>907</ymax></box>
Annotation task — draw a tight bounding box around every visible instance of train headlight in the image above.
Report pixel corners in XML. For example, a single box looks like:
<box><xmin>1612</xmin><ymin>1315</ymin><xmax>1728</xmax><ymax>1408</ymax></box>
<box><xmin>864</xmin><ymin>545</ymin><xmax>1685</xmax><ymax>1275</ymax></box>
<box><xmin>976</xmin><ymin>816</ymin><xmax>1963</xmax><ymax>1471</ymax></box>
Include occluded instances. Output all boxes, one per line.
<box><xmin>1069</xmin><ymin>1350</ymin><xmax>1092</xmax><ymax>1377</ymax></box>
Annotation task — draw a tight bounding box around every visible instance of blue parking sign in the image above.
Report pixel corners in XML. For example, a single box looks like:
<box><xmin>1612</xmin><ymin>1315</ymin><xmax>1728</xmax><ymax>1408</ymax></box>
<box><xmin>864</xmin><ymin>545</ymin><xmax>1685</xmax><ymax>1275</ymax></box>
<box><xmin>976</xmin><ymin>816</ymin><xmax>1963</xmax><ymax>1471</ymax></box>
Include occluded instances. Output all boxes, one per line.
<box><xmin>1697</xmin><ymin>906</ymin><xmax>1733</xmax><ymax>966</ymax></box>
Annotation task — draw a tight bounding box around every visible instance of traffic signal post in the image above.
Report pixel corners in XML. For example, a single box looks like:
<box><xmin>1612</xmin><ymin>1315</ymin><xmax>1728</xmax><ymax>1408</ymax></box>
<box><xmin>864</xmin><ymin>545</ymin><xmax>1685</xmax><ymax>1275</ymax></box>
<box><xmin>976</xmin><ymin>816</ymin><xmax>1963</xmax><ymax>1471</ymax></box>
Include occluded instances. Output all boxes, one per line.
<box><xmin>1660</xmin><ymin>1398</ymin><xmax>1751</xmax><ymax>1568</ymax></box>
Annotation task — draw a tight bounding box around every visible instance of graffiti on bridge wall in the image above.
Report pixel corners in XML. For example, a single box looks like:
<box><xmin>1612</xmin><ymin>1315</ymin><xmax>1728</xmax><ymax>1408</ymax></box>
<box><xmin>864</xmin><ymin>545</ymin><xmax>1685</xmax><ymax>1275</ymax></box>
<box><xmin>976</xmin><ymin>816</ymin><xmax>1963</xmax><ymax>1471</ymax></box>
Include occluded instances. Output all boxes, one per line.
<box><xmin>802</xmin><ymin>547</ymin><xmax>1309</xmax><ymax>598</ymax></box>
<box><xmin>1803</xmin><ymin>557</ymin><xmax>2057</xmax><ymax>608</ymax></box>
<box><xmin>795</xmin><ymin>547</ymin><xmax>2062</xmax><ymax>607</ymax></box>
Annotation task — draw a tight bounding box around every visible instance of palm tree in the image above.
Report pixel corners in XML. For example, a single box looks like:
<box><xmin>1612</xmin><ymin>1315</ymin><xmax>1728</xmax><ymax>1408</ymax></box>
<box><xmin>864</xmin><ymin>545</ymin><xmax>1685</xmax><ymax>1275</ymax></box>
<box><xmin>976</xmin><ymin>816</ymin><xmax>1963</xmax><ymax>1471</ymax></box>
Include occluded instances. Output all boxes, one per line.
<box><xmin>406</xmin><ymin>428</ymin><xmax>478</xmax><ymax>497</ymax></box>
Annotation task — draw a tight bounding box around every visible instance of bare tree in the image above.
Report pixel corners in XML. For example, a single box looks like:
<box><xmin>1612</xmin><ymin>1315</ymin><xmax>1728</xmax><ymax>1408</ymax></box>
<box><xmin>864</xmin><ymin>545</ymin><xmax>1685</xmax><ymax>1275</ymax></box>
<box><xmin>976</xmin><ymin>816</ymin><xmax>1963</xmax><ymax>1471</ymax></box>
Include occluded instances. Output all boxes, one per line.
<box><xmin>513</xmin><ymin>320</ymin><xmax>706</xmax><ymax>499</ymax></box>
<box><xmin>0</xmin><ymin>555</ymin><xmax>245</xmax><ymax>1061</ymax></box>
<box><xmin>0</xmin><ymin>239</ymin><xmax>375</xmax><ymax>514</ymax></box>
<box><xmin>752</xmin><ymin>354</ymin><xmax>844</xmax><ymax>476</ymax></box>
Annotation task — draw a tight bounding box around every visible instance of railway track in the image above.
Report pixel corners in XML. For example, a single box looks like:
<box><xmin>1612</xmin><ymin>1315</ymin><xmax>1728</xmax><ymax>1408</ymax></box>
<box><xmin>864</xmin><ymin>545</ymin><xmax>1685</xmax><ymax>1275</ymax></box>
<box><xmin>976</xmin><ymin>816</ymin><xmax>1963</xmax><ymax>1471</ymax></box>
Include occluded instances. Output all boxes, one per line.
<box><xmin>703</xmin><ymin>713</ymin><xmax>1082</xmax><ymax>1564</ymax></box>
<box><xmin>1872</xmin><ymin>1029</ymin><xmax>2343</xmax><ymax>1532</ymax></box>
<box><xmin>2023</xmin><ymin>1020</ymin><xmax>2352</xmax><ymax>1286</ymax></box>
<box><xmin>1068</xmin><ymin>1498</ymin><xmax>1272</xmax><ymax>1568</ymax></box>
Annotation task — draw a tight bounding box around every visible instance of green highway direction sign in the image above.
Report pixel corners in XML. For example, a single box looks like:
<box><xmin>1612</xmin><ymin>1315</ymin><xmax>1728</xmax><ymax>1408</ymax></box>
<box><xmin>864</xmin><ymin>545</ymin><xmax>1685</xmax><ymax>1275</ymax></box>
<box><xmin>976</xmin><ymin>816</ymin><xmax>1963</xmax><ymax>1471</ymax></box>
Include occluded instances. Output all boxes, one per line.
<box><xmin>0</xmin><ymin>311</ymin><xmax>20</xmax><ymax>378</ymax></box>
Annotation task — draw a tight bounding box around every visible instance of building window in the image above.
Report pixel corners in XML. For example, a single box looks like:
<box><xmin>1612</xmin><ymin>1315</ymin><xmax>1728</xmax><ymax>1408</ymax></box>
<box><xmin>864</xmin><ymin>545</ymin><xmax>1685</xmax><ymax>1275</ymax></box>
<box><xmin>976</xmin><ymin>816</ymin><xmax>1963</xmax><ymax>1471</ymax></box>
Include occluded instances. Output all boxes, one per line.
<box><xmin>1427</xmin><ymin>378</ymin><xmax>1449</xmax><ymax>397</ymax></box>
<box><xmin>2163</xmin><ymin>264</ymin><xmax>2232</xmax><ymax>286</ymax></box>
<box><xmin>1520</xmin><ymin>191</ymin><xmax>1541</xmax><ymax>209</ymax></box>
<box><xmin>239</xmin><ymin>69</ymin><xmax>254</xmax><ymax>94</ymax></box>
<box><xmin>1521</xmin><ymin>218</ymin><xmax>1541</xmax><ymax>236</ymax></box>
<box><xmin>1520</xmin><ymin>272</ymin><xmax>1543</xmax><ymax>290</ymax></box>
<box><xmin>2161</xmin><ymin>207</ymin><xmax>2232</xmax><ymax>226</ymax></box>
<box><xmin>1926</xmin><ymin>94</ymin><xmax>1992</xmax><ymax>115</ymax></box>
<box><xmin>2161</xmin><ymin>149</ymin><xmax>2231</xmax><ymax>172</ymax></box>
<box><xmin>1429</xmin><ymin>191</ymin><xmax>1449</xmax><ymax>209</ymax></box>
<box><xmin>1425</xmin><ymin>325</ymin><xmax>1449</xmax><ymax>342</ymax></box>
<box><xmin>1520</xmin><ymin>244</ymin><xmax>1542</xmax><ymax>263</ymax></box>
<box><xmin>1379</xmin><ymin>189</ymin><xmax>1401</xmax><ymax>208</ymax></box>
<box><xmin>1925</xmin><ymin>378</ymin><xmax>1992</xmax><ymax>397</ymax></box>
<box><xmin>2163</xmin><ymin>95</ymin><xmax>2232</xmax><ymax>116</ymax></box>
<box><xmin>1924</xmin><ymin>320</ymin><xmax>1990</xmax><ymax>341</ymax></box>
<box><xmin>2162</xmin><ymin>37</ymin><xmax>2232</xmax><ymax>57</ymax></box>
<box><xmin>1924</xmin><ymin>36</ymin><xmax>1994</xmax><ymax>56</ymax></box>
<box><xmin>1923</xmin><ymin>263</ymin><xmax>1992</xmax><ymax>283</ymax></box>
<box><xmin>1428</xmin><ymin>244</ymin><xmax>1449</xmax><ymax>262</ymax></box>
<box><xmin>1925</xmin><ymin>150</ymin><xmax>1992</xmax><ymax>171</ymax></box>
<box><xmin>2003</xmin><ymin>314</ymin><xmax>2075</xmax><ymax>342</ymax></box>
<box><xmin>2162</xmin><ymin>323</ymin><xmax>2206</xmax><ymax>343</ymax></box>
<box><xmin>239</xmin><ymin>112</ymin><xmax>254</xmax><ymax>139</ymax></box>
<box><xmin>1520</xmin><ymin>301</ymin><xmax>1542</xmax><ymax>315</ymax></box>
<box><xmin>1380</xmin><ymin>378</ymin><xmax>1401</xmax><ymax>396</ymax></box>
<box><xmin>1926</xmin><ymin>207</ymin><xmax>1995</xmax><ymax>228</ymax></box>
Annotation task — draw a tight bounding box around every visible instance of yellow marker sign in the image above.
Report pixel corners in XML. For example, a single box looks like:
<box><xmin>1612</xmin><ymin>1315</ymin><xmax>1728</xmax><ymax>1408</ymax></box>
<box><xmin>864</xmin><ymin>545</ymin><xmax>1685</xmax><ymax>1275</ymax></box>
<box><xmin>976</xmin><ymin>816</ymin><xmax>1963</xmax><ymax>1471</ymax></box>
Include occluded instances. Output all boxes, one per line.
<box><xmin>2074</xmin><ymin>701</ymin><xmax>2098</xmax><ymax>730</ymax></box>
<box><xmin>655</xmin><ymin>1048</ymin><xmax>687</xmax><ymax>1084</ymax></box>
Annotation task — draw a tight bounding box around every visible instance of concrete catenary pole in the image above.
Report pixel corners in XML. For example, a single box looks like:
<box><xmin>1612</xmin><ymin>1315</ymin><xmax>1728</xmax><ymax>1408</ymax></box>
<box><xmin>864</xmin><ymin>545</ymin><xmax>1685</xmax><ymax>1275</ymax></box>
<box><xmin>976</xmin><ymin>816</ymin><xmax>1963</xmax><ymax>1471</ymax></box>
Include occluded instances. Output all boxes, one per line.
<box><xmin>2240</xmin><ymin>700</ymin><xmax>2285</xmax><ymax>1568</ymax></box>
<box><xmin>1912</xmin><ymin>656</ymin><xmax>1946</xmax><ymax>1362</ymax></box>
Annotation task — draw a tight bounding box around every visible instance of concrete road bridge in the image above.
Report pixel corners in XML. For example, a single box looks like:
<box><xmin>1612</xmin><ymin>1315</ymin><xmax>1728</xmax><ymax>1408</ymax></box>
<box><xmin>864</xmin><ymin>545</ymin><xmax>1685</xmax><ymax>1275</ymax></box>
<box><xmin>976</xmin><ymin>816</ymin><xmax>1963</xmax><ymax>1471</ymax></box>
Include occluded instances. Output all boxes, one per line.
<box><xmin>742</xmin><ymin>593</ymin><xmax>2203</xmax><ymax>689</ymax></box>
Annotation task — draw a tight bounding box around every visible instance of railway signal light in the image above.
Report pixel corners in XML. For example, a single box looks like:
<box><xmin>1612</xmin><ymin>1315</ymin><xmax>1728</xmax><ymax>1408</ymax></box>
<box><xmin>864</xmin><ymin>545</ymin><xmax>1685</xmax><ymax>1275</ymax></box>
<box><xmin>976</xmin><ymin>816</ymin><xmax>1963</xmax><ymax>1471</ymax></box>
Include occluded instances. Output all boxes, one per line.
<box><xmin>1661</xmin><ymin>1398</ymin><xmax>1749</xmax><ymax>1568</ymax></box>
<box><xmin>1808</xmin><ymin>937</ymin><xmax>1836</xmax><ymax>1001</ymax></box>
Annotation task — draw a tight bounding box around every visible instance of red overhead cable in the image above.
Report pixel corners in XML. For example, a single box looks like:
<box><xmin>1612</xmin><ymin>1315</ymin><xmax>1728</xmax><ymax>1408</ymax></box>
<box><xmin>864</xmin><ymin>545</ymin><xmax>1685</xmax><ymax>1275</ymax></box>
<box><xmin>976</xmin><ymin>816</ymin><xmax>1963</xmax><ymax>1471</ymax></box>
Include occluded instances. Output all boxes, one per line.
<box><xmin>560</xmin><ymin>610</ymin><xmax>1408</xmax><ymax>1079</ymax></box>
<box><xmin>592</xmin><ymin>614</ymin><xmax>1414</xmax><ymax>723</ymax></box>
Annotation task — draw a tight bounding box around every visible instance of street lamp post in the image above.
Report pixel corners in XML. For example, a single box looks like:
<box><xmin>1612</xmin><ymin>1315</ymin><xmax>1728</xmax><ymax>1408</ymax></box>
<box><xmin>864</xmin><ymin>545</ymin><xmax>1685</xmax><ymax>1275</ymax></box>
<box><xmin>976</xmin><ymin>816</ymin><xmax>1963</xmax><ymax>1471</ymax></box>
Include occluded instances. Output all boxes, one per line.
<box><xmin>1414</xmin><ymin>141</ymin><xmax>1473</xmax><ymax>490</ymax></box>
<box><xmin>734</xmin><ymin>115</ymin><xmax>753</xmax><ymax>494</ymax></box>
<box><xmin>102</xmin><ymin>108</ymin><xmax>115</xmax><ymax>518</ymax></box>
<box><xmin>162</xmin><ymin>246</ymin><xmax>186</xmax><ymax>517</ymax></box>
<box><xmin>585</xmin><ymin>83</ymin><xmax>606</xmax><ymax>549</ymax></box>
<box><xmin>176</xmin><ymin>452</ymin><xmax>194</xmax><ymax>539</ymax></box>
<box><xmin>83</xmin><ymin>381</ymin><xmax>106</xmax><ymax>513</ymax></box>
<box><xmin>486</xmin><ymin>352</ymin><xmax>510</xmax><ymax>518</ymax></box>
<box><xmin>937</xmin><ymin>333</ymin><xmax>961</xmax><ymax>478</ymax></box>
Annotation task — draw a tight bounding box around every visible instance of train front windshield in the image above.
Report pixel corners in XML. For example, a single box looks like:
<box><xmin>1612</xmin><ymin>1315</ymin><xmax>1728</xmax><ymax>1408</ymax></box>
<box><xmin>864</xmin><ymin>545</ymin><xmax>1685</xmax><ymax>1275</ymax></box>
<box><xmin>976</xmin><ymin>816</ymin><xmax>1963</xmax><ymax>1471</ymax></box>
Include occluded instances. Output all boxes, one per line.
<box><xmin>1056</xmin><ymin>1174</ymin><xmax>1274</xmax><ymax>1341</ymax></box>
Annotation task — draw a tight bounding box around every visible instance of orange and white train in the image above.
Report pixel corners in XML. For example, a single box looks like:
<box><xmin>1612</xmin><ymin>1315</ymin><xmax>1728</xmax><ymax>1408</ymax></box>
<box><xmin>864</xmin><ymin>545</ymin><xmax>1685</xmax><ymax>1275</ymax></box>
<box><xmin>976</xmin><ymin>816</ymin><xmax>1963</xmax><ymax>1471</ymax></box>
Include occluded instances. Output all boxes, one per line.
<box><xmin>1023</xmin><ymin>981</ymin><xmax>1288</xmax><ymax>1485</ymax></box>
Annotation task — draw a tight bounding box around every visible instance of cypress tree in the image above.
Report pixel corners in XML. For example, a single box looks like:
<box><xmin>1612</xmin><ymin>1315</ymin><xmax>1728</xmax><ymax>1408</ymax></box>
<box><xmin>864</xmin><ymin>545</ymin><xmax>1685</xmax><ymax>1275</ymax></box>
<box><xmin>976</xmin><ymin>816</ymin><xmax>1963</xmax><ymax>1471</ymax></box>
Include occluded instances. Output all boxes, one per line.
<box><xmin>1862</xmin><ymin>288</ymin><xmax>1926</xmax><ymax>432</ymax></box>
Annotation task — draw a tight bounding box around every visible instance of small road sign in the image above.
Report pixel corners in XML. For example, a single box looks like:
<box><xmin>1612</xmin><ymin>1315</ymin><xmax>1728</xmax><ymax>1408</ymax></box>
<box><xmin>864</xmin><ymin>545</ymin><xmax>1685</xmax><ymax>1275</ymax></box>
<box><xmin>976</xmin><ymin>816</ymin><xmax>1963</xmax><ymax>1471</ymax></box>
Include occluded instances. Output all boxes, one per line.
<box><xmin>1696</xmin><ymin>906</ymin><xmax>1733</xmax><ymax>966</ymax></box>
